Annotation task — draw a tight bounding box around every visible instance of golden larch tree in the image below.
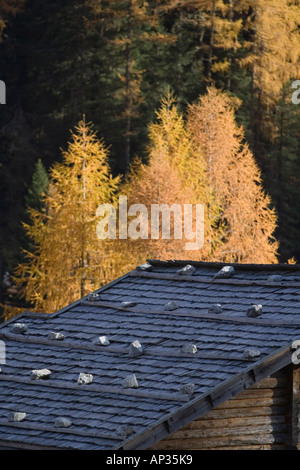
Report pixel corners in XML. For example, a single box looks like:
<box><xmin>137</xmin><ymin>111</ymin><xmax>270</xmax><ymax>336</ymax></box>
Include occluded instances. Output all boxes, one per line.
<box><xmin>187</xmin><ymin>87</ymin><xmax>279</xmax><ymax>263</ymax></box>
<box><xmin>12</xmin><ymin>118</ymin><xmax>120</xmax><ymax>314</ymax></box>
<box><xmin>119</xmin><ymin>92</ymin><xmax>220</xmax><ymax>268</ymax></box>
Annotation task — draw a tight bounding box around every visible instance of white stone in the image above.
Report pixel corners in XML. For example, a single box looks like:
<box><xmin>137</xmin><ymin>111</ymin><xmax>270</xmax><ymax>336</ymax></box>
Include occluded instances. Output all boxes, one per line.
<box><xmin>8</xmin><ymin>412</ymin><xmax>26</xmax><ymax>422</ymax></box>
<box><xmin>31</xmin><ymin>368</ymin><xmax>51</xmax><ymax>380</ymax></box>
<box><xmin>181</xmin><ymin>344</ymin><xmax>197</xmax><ymax>355</ymax></box>
<box><xmin>213</xmin><ymin>266</ymin><xmax>235</xmax><ymax>279</ymax></box>
<box><xmin>129</xmin><ymin>340</ymin><xmax>143</xmax><ymax>357</ymax></box>
<box><xmin>87</xmin><ymin>293</ymin><xmax>100</xmax><ymax>301</ymax></box>
<box><xmin>11</xmin><ymin>323</ymin><xmax>27</xmax><ymax>334</ymax></box>
<box><xmin>176</xmin><ymin>265</ymin><xmax>196</xmax><ymax>276</ymax></box>
<box><xmin>78</xmin><ymin>373</ymin><xmax>93</xmax><ymax>385</ymax></box>
<box><xmin>246</xmin><ymin>304</ymin><xmax>262</xmax><ymax>318</ymax></box>
<box><xmin>136</xmin><ymin>262</ymin><xmax>153</xmax><ymax>271</ymax></box>
<box><xmin>48</xmin><ymin>331</ymin><xmax>64</xmax><ymax>341</ymax></box>
<box><xmin>99</xmin><ymin>336</ymin><xmax>110</xmax><ymax>346</ymax></box>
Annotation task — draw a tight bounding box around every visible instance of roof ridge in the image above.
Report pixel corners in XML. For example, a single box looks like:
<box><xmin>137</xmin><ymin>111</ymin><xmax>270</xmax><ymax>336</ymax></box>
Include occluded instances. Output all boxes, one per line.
<box><xmin>147</xmin><ymin>259</ymin><xmax>300</xmax><ymax>271</ymax></box>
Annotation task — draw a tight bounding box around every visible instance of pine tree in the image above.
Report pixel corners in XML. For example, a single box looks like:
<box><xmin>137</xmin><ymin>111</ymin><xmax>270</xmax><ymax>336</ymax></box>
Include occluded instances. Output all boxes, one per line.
<box><xmin>236</xmin><ymin>0</ymin><xmax>300</xmax><ymax>261</ymax></box>
<box><xmin>187</xmin><ymin>87</ymin><xmax>279</xmax><ymax>263</ymax></box>
<box><xmin>239</xmin><ymin>0</ymin><xmax>300</xmax><ymax>153</ymax></box>
<box><xmin>25</xmin><ymin>158</ymin><xmax>49</xmax><ymax>212</ymax></box>
<box><xmin>88</xmin><ymin>0</ymin><xmax>173</xmax><ymax>170</ymax></box>
<box><xmin>157</xmin><ymin>0</ymin><xmax>246</xmax><ymax>84</ymax></box>
<box><xmin>13</xmin><ymin>119</ymin><xmax>120</xmax><ymax>313</ymax></box>
<box><xmin>266</xmin><ymin>84</ymin><xmax>300</xmax><ymax>262</ymax></box>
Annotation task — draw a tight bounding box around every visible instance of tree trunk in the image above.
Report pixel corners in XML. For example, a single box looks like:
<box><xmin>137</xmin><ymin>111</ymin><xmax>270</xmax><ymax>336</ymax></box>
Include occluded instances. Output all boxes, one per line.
<box><xmin>125</xmin><ymin>0</ymin><xmax>133</xmax><ymax>170</ymax></box>
<box><xmin>207</xmin><ymin>0</ymin><xmax>216</xmax><ymax>82</ymax></box>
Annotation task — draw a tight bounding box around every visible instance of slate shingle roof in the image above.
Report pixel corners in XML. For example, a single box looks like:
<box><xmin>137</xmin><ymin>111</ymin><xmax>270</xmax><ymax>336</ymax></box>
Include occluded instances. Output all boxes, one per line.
<box><xmin>1</xmin><ymin>260</ymin><xmax>300</xmax><ymax>450</ymax></box>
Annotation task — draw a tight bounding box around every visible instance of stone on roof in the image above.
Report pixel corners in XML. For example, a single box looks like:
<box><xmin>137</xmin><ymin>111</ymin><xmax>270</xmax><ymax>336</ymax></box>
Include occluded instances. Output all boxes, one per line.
<box><xmin>246</xmin><ymin>304</ymin><xmax>263</xmax><ymax>318</ymax></box>
<box><xmin>54</xmin><ymin>417</ymin><xmax>72</xmax><ymax>428</ymax></box>
<box><xmin>10</xmin><ymin>323</ymin><xmax>27</xmax><ymax>334</ymax></box>
<box><xmin>213</xmin><ymin>265</ymin><xmax>235</xmax><ymax>279</ymax></box>
<box><xmin>78</xmin><ymin>373</ymin><xmax>93</xmax><ymax>385</ymax></box>
<box><xmin>8</xmin><ymin>412</ymin><xmax>26</xmax><ymax>422</ymax></box>
<box><xmin>123</xmin><ymin>374</ymin><xmax>139</xmax><ymax>389</ymax></box>
<box><xmin>129</xmin><ymin>340</ymin><xmax>143</xmax><ymax>357</ymax></box>
<box><xmin>31</xmin><ymin>369</ymin><xmax>51</xmax><ymax>380</ymax></box>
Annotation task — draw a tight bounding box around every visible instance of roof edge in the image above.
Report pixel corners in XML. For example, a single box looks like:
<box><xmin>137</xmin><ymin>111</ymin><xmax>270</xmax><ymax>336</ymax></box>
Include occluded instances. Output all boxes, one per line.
<box><xmin>118</xmin><ymin>343</ymin><xmax>295</xmax><ymax>450</ymax></box>
<box><xmin>0</xmin><ymin>270</ymin><xmax>135</xmax><ymax>328</ymax></box>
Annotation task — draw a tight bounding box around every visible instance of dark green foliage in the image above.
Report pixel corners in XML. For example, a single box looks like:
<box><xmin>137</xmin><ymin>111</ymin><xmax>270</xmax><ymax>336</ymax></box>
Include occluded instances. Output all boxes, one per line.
<box><xmin>25</xmin><ymin>158</ymin><xmax>48</xmax><ymax>212</ymax></box>
<box><xmin>261</xmin><ymin>84</ymin><xmax>300</xmax><ymax>262</ymax></box>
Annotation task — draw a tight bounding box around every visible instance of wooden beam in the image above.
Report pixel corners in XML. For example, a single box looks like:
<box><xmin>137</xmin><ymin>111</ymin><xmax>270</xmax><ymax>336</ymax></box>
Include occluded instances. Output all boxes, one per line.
<box><xmin>286</xmin><ymin>364</ymin><xmax>300</xmax><ymax>449</ymax></box>
<box><xmin>0</xmin><ymin>374</ymin><xmax>189</xmax><ymax>403</ymax></box>
<box><xmin>0</xmin><ymin>419</ymin><xmax>123</xmax><ymax>442</ymax></box>
<box><xmin>130</xmin><ymin>269</ymin><xmax>300</xmax><ymax>288</ymax></box>
<box><xmin>81</xmin><ymin>299</ymin><xmax>300</xmax><ymax>328</ymax></box>
<box><xmin>0</xmin><ymin>331</ymin><xmax>264</xmax><ymax>363</ymax></box>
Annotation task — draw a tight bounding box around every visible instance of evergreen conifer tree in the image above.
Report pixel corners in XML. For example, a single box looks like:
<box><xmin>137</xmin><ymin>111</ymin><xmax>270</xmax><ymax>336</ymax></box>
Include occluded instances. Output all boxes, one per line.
<box><xmin>25</xmin><ymin>159</ymin><xmax>49</xmax><ymax>212</ymax></box>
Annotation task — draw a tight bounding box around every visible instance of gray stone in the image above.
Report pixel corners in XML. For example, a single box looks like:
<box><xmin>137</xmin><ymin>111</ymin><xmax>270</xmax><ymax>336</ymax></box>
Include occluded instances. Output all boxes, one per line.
<box><xmin>243</xmin><ymin>348</ymin><xmax>261</xmax><ymax>361</ymax></box>
<box><xmin>54</xmin><ymin>417</ymin><xmax>72</xmax><ymax>428</ymax></box>
<box><xmin>122</xmin><ymin>374</ymin><xmax>139</xmax><ymax>389</ymax></box>
<box><xmin>164</xmin><ymin>301</ymin><xmax>179</xmax><ymax>311</ymax></box>
<box><xmin>121</xmin><ymin>301</ymin><xmax>137</xmax><ymax>308</ymax></box>
<box><xmin>129</xmin><ymin>340</ymin><xmax>143</xmax><ymax>357</ymax></box>
<box><xmin>176</xmin><ymin>265</ymin><xmax>196</xmax><ymax>276</ymax></box>
<box><xmin>10</xmin><ymin>323</ymin><xmax>27</xmax><ymax>334</ymax></box>
<box><xmin>116</xmin><ymin>425</ymin><xmax>134</xmax><ymax>437</ymax></box>
<box><xmin>208</xmin><ymin>303</ymin><xmax>223</xmax><ymax>314</ymax></box>
<box><xmin>31</xmin><ymin>368</ymin><xmax>51</xmax><ymax>380</ymax></box>
<box><xmin>213</xmin><ymin>266</ymin><xmax>235</xmax><ymax>279</ymax></box>
<box><xmin>181</xmin><ymin>344</ymin><xmax>197</xmax><ymax>355</ymax></box>
<box><xmin>8</xmin><ymin>412</ymin><xmax>26</xmax><ymax>422</ymax></box>
<box><xmin>246</xmin><ymin>304</ymin><xmax>262</xmax><ymax>318</ymax></box>
<box><xmin>78</xmin><ymin>373</ymin><xmax>93</xmax><ymax>385</ymax></box>
<box><xmin>136</xmin><ymin>262</ymin><xmax>153</xmax><ymax>272</ymax></box>
<box><xmin>87</xmin><ymin>293</ymin><xmax>100</xmax><ymax>301</ymax></box>
<box><xmin>48</xmin><ymin>331</ymin><xmax>64</xmax><ymax>341</ymax></box>
<box><xmin>180</xmin><ymin>383</ymin><xmax>195</xmax><ymax>396</ymax></box>
<box><xmin>93</xmin><ymin>335</ymin><xmax>110</xmax><ymax>346</ymax></box>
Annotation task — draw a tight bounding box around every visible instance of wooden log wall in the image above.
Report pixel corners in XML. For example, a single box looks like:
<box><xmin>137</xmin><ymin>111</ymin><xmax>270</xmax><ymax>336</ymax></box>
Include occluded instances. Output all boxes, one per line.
<box><xmin>150</xmin><ymin>367</ymin><xmax>300</xmax><ymax>451</ymax></box>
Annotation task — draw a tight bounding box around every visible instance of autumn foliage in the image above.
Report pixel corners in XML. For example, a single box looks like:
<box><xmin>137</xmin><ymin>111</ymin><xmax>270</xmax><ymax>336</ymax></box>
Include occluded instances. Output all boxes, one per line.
<box><xmin>7</xmin><ymin>88</ymin><xmax>279</xmax><ymax>317</ymax></box>
<box><xmin>120</xmin><ymin>92</ymin><xmax>212</xmax><ymax>267</ymax></box>
<box><xmin>11</xmin><ymin>119</ymin><xmax>120</xmax><ymax>313</ymax></box>
<box><xmin>187</xmin><ymin>87</ymin><xmax>278</xmax><ymax>263</ymax></box>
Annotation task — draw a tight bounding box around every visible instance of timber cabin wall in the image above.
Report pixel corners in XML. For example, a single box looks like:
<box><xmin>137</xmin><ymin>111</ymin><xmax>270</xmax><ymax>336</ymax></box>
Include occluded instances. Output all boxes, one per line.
<box><xmin>150</xmin><ymin>366</ymin><xmax>300</xmax><ymax>451</ymax></box>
